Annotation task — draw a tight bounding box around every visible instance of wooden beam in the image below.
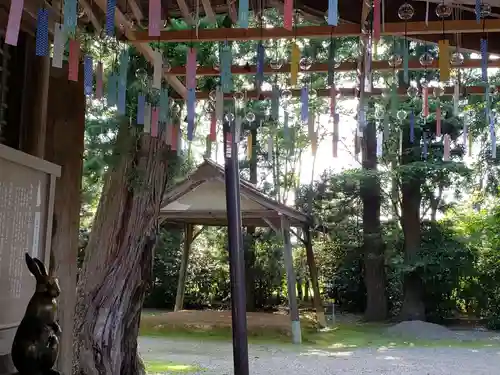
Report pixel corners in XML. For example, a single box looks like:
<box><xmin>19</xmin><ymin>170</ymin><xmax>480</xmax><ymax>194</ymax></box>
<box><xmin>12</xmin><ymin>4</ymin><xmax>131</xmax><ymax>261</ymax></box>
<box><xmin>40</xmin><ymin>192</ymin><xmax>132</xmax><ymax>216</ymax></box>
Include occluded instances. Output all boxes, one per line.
<box><xmin>176</xmin><ymin>0</ymin><xmax>194</xmax><ymax>25</ymax></box>
<box><xmin>128</xmin><ymin>0</ymin><xmax>145</xmax><ymax>24</ymax></box>
<box><xmin>92</xmin><ymin>0</ymin><xmax>187</xmax><ymax>98</ymax></box>
<box><xmin>166</xmin><ymin>58</ymin><xmax>500</xmax><ymax>76</ymax></box>
<box><xmin>130</xmin><ymin>19</ymin><xmax>500</xmax><ymax>42</ymax></box>
<box><xmin>174</xmin><ymin>85</ymin><xmax>498</xmax><ymax>99</ymax></box>
<box><xmin>79</xmin><ymin>0</ymin><xmax>102</xmax><ymax>32</ymax></box>
<box><xmin>201</xmin><ymin>0</ymin><xmax>217</xmax><ymax>23</ymax></box>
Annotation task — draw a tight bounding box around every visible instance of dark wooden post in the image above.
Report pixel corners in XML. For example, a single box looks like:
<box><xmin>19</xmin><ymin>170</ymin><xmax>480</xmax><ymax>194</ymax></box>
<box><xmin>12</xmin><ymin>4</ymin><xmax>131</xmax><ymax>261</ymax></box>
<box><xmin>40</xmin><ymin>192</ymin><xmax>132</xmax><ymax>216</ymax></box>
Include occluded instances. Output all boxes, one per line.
<box><xmin>303</xmin><ymin>227</ymin><xmax>327</xmax><ymax>327</ymax></box>
<box><xmin>281</xmin><ymin>215</ymin><xmax>301</xmax><ymax>344</ymax></box>
<box><xmin>174</xmin><ymin>223</ymin><xmax>193</xmax><ymax>311</ymax></box>
<box><xmin>44</xmin><ymin>64</ymin><xmax>85</xmax><ymax>375</ymax></box>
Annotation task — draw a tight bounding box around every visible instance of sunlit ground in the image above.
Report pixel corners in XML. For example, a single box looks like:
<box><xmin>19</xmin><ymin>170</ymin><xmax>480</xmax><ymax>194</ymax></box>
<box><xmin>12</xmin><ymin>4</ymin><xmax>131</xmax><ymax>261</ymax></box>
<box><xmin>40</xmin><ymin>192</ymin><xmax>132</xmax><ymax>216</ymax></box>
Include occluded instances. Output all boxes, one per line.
<box><xmin>144</xmin><ymin>360</ymin><xmax>204</xmax><ymax>374</ymax></box>
<box><xmin>139</xmin><ymin>311</ymin><xmax>500</xmax><ymax>351</ymax></box>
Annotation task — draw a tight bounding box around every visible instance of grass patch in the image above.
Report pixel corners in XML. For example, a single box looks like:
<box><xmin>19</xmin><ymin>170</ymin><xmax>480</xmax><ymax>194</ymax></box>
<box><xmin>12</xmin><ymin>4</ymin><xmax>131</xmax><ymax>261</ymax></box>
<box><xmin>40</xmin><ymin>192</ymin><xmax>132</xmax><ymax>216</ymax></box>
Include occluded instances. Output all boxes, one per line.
<box><xmin>140</xmin><ymin>312</ymin><xmax>499</xmax><ymax>350</ymax></box>
<box><xmin>145</xmin><ymin>360</ymin><xmax>203</xmax><ymax>374</ymax></box>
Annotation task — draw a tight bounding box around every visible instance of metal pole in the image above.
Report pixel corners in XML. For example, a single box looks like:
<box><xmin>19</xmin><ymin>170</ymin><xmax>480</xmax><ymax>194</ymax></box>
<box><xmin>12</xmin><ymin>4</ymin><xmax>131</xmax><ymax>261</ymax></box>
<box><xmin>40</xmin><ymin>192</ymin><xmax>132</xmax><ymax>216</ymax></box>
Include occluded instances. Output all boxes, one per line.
<box><xmin>224</xmin><ymin>121</ymin><xmax>249</xmax><ymax>375</ymax></box>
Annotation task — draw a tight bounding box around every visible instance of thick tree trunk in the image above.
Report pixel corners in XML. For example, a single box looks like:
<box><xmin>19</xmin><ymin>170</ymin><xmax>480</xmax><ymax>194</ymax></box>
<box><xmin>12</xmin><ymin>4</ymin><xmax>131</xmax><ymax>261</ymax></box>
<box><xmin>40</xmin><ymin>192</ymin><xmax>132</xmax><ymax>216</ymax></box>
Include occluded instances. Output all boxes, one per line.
<box><xmin>296</xmin><ymin>279</ymin><xmax>303</xmax><ymax>300</ymax></box>
<box><xmin>399</xmin><ymin>123</ymin><xmax>425</xmax><ymax>321</ymax></box>
<box><xmin>245</xmin><ymin>127</ymin><xmax>257</xmax><ymax>311</ymax></box>
<box><xmin>72</xmin><ymin>126</ymin><xmax>169</xmax><ymax>375</ymax></box>
<box><xmin>361</xmin><ymin>121</ymin><xmax>387</xmax><ymax>321</ymax></box>
<box><xmin>304</xmin><ymin>279</ymin><xmax>310</xmax><ymax>302</ymax></box>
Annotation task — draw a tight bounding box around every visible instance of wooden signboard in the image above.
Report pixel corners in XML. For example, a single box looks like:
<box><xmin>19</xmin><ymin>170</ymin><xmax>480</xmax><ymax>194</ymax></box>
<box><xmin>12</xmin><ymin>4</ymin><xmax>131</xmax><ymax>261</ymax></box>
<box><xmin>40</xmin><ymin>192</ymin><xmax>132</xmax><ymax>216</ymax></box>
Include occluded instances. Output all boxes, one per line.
<box><xmin>0</xmin><ymin>144</ymin><xmax>60</xmax><ymax>355</ymax></box>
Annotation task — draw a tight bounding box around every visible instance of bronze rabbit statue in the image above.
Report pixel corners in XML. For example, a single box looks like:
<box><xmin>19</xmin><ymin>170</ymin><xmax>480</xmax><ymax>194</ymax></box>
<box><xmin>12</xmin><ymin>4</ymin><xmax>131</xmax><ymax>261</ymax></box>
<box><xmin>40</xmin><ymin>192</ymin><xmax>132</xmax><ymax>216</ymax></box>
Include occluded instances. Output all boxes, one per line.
<box><xmin>11</xmin><ymin>253</ymin><xmax>62</xmax><ymax>375</ymax></box>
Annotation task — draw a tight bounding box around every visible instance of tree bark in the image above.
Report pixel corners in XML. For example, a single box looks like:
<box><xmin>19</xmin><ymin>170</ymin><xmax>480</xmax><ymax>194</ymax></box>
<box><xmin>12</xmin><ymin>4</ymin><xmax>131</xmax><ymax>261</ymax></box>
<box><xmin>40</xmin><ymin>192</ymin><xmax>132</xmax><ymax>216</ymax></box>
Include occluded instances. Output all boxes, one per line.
<box><xmin>73</xmin><ymin>125</ymin><xmax>169</xmax><ymax>375</ymax></box>
<box><xmin>399</xmin><ymin>122</ymin><xmax>425</xmax><ymax>321</ymax></box>
<box><xmin>361</xmin><ymin>121</ymin><xmax>387</xmax><ymax>321</ymax></box>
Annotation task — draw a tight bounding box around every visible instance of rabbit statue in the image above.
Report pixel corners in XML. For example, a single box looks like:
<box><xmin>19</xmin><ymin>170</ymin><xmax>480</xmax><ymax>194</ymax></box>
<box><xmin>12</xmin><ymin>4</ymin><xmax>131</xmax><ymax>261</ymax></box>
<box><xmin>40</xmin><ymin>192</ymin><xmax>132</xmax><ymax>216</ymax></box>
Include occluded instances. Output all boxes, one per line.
<box><xmin>11</xmin><ymin>253</ymin><xmax>62</xmax><ymax>375</ymax></box>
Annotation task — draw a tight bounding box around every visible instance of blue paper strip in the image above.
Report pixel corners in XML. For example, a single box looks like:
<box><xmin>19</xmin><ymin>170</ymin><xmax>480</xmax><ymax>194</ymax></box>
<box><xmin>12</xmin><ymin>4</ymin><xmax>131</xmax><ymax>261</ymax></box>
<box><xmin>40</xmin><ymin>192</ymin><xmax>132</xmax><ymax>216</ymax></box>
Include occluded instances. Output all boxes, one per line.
<box><xmin>84</xmin><ymin>55</ymin><xmax>93</xmax><ymax>96</ymax></box>
<box><xmin>137</xmin><ymin>95</ymin><xmax>145</xmax><ymax>124</ymax></box>
<box><xmin>238</xmin><ymin>0</ymin><xmax>249</xmax><ymax>28</ymax></box>
<box><xmin>107</xmin><ymin>74</ymin><xmax>117</xmax><ymax>107</ymax></box>
<box><xmin>106</xmin><ymin>0</ymin><xmax>116</xmax><ymax>36</ymax></box>
<box><xmin>187</xmin><ymin>88</ymin><xmax>196</xmax><ymax>141</ymax></box>
<box><xmin>410</xmin><ymin>111</ymin><xmax>415</xmax><ymax>143</ymax></box>
<box><xmin>35</xmin><ymin>9</ymin><xmax>49</xmax><ymax>57</ymax></box>
<box><xmin>328</xmin><ymin>0</ymin><xmax>338</xmax><ymax>26</ymax></box>
<box><xmin>481</xmin><ymin>38</ymin><xmax>488</xmax><ymax>83</ymax></box>
<box><xmin>301</xmin><ymin>87</ymin><xmax>308</xmax><ymax>123</ymax></box>
<box><xmin>63</xmin><ymin>0</ymin><xmax>77</xmax><ymax>34</ymax></box>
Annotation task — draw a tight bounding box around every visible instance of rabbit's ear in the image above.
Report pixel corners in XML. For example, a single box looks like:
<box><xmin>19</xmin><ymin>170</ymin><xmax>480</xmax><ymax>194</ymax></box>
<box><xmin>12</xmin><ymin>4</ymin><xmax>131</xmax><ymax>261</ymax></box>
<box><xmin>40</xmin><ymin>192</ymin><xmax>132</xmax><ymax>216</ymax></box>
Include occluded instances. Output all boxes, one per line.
<box><xmin>33</xmin><ymin>258</ymin><xmax>48</xmax><ymax>277</ymax></box>
<box><xmin>25</xmin><ymin>253</ymin><xmax>42</xmax><ymax>280</ymax></box>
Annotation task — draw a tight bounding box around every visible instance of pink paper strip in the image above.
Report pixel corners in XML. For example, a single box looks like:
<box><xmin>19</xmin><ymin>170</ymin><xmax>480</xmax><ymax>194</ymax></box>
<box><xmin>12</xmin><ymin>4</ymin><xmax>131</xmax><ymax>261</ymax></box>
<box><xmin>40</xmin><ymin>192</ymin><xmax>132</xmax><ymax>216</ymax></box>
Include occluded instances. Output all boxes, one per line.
<box><xmin>68</xmin><ymin>40</ymin><xmax>80</xmax><ymax>82</ymax></box>
<box><xmin>330</xmin><ymin>86</ymin><xmax>336</xmax><ymax>117</ymax></box>
<box><xmin>96</xmin><ymin>62</ymin><xmax>103</xmax><ymax>99</ymax></box>
<box><xmin>422</xmin><ymin>87</ymin><xmax>429</xmax><ymax>117</ymax></box>
<box><xmin>151</xmin><ymin>107</ymin><xmax>159</xmax><ymax>137</ymax></box>
<box><xmin>186</xmin><ymin>48</ymin><xmax>197</xmax><ymax>89</ymax></box>
<box><xmin>149</xmin><ymin>0</ymin><xmax>161</xmax><ymax>37</ymax></box>
<box><xmin>5</xmin><ymin>0</ymin><xmax>24</xmax><ymax>46</ymax></box>
<box><xmin>436</xmin><ymin>106</ymin><xmax>441</xmax><ymax>137</ymax></box>
<box><xmin>373</xmin><ymin>0</ymin><xmax>381</xmax><ymax>41</ymax></box>
<box><xmin>228</xmin><ymin>1</ymin><xmax>237</xmax><ymax>23</ymax></box>
<box><xmin>284</xmin><ymin>0</ymin><xmax>293</xmax><ymax>31</ymax></box>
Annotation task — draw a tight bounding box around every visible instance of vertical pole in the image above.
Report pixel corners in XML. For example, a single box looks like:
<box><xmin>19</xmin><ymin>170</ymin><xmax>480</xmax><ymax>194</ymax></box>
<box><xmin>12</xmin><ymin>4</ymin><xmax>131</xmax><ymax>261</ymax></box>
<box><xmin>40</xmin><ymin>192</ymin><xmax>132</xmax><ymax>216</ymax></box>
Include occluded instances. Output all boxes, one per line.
<box><xmin>175</xmin><ymin>223</ymin><xmax>193</xmax><ymax>311</ymax></box>
<box><xmin>281</xmin><ymin>215</ymin><xmax>302</xmax><ymax>344</ymax></box>
<box><xmin>224</xmin><ymin>121</ymin><xmax>249</xmax><ymax>375</ymax></box>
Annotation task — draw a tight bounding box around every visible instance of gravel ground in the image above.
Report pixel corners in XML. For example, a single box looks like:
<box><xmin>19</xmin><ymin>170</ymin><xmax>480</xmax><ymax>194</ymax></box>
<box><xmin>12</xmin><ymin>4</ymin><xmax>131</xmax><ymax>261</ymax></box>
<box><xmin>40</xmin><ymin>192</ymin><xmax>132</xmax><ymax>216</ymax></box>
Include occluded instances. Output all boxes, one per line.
<box><xmin>139</xmin><ymin>336</ymin><xmax>500</xmax><ymax>375</ymax></box>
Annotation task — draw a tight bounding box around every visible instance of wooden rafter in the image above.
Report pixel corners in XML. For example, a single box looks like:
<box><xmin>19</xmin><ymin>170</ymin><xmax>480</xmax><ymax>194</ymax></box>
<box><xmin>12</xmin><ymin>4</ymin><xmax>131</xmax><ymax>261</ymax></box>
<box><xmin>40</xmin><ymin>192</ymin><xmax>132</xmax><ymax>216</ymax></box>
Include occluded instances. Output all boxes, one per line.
<box><xmin>176</xmin><ymin>0</ymin><xmax>195</xmax><ymax>25</ymax></box>
<box><xmin>128</xmin><ymin>0</ymin><xmax>145</xmax><ymax>24</ymax></box>
<box><xmin>165</xmin><ymin>58</ymin><xmax>499</xmax><ymax>75</ymax></box>
<box><xmin>172</xmin><ymin>86</ymin><xmax>497</xmax><ymax>99</ymax></box>
<box><xmin>79</xmin><ymin>0</ymin><xmax>102</xmax><ymax>32</ymax></box>
<box><xmin>92</xmin><ymin>0</ymin><xmax>187</xmax><ymax>98</ymax></box>
<box><xmin>201</xmin><ymin>0</ymin><xmax>217</xmax><ymax>23</ymax></box>
<box><xmin>129</xmin><ymin>20</ymin><xmax>500</xmax><ymax>42</ymax></box>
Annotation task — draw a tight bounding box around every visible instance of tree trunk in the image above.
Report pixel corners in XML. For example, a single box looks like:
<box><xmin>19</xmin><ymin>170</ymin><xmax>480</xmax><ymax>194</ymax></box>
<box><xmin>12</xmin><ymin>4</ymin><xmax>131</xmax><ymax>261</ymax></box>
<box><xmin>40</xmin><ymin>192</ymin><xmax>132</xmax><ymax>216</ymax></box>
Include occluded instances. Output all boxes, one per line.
<box><xmin>361</xmin><ymin>121</ymin><xmax>387</xmax><ymax>321</ymax></box>
<box><xmin>73</xmin><ymin>126</ymin><xmax>169</xmax><ymax>375</ymax></box>
<box><xmin>245</xmin><ymin>127</ymin><xmax>257</xmax><ymax>311</ymax></box>
<box><xmin>296</xmin><ymin>279</ymin><xmax>303</xmax><ymax>300</ymax></box>
<box><xmin>304</xmin><ymin>279</ymin><xmax>310</xmax><ymax>302</ymax></box>
<box><xmin>399</xmin><ymin>122</ymin><xmax>425</xmax><ymax>321</ymax></box>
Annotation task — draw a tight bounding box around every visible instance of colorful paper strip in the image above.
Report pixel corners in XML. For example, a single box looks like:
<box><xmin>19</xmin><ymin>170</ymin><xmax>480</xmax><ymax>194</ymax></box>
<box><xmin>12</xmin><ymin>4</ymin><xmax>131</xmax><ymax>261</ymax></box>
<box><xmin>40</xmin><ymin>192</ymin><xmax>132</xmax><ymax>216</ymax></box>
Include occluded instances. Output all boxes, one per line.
<box><xmin>187</xmin><ymin>88</ymin><xmax>195</xmax><ymax>141</ymax></box>
<box><xmin>284</xmin><ymin>0</ymin><xmax>293</xmax><ymax>30</ymax></box>
<box><xmin>52</xmin><ymin>23</ymin><xmax>65</xmax><ymax>68</ymax></box>
<box><xmin>84</xmin><ymin>55</ymin><xmax>93</xmax><ymax>96</ymax></box>
<box><xmin>5</xmin><ymin>0</ymin><xmax>24</xmax><ymax>46</ymax></box>
<box><xmin>68</xmin><ymin>39</ymin><xmax>80</xmax><ymax>82</ymax></box>
<box><xmin>149</xmin><ymin>0</ymin><xmax>161</xmax><ymax>37</ymax></box>
<box><xmin>63</xmin><ymin>0</ymin><xmax>77</xmax><ymax>35</ymax></box>
<box><xmin>35</xmin><ymin>9</ymin><xmax>49</xmax><ymax>57</ymax></box>
<box><xmin>238</xmin><ymin>0</ymin><xmax>249</xmax><ymax>28</ymax></box>
<box><xmin>438</xmin><ymin>40</ymin><xmax>450</xmax><ymax>82</ymax></box>
<box><xmin>144</xmin><ymin>103</ymin><xmax>152</xmax><ymax>133</ymax></box>
<box><xmin>137</xmin><ymin>95</ymin><xmax>145</xmax><ymax>125</ymax></box>
<box><xmin>186</xmin><ymin>48</ymin><xmax>197</xmax><ymax>89</ymax></box>
<box><xmin>290</xmin><ymin>43</ymin><xmax>300</xmax><ymax>86</ymax></box>
<box><xmin>106</xmin><ymin>0</ymin><xmax>116</xmax><ymax>36</ymax></box>
<box><xmin>151</xmin><ymin>107</ymin><xmax>159</xmax><ymax>137</ymax></box>
<box><xmin>301</xmin><ymin>87</ymin><xmax>308</xmax><ymax>123</ymax></box>
<box><xmin>328</xmin><ymin>0</ymin><xmax>338</xmax><ymax>26</ymax></box>
<box><xmin>436</xmin><ymin>105</ymin><xmax>442</xmax><ymax>137</ymax></box>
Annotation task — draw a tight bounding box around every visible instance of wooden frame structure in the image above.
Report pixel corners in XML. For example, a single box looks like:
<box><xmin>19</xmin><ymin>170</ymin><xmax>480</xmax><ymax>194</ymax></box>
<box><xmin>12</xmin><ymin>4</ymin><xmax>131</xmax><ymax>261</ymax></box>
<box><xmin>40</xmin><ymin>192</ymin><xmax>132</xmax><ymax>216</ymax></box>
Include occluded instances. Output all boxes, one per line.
<box><xmin>160</xmin><ymin>159</ymin><xmax>326</xmax><ymax>343</ymax></box>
